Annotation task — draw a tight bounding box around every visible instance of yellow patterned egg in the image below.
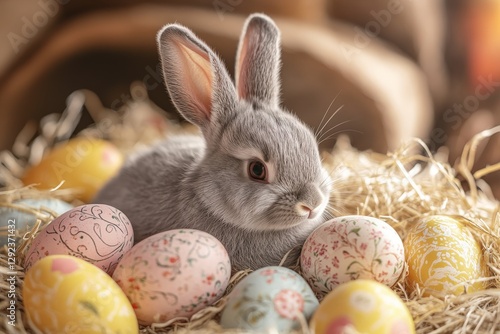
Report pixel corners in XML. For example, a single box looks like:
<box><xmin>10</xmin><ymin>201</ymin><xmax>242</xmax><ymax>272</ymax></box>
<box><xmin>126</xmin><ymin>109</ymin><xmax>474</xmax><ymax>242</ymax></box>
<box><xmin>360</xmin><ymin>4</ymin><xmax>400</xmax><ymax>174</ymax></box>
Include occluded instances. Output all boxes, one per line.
<box><xmin>22</xmin><ymin>138</ymin><xmax>123</xmax><ymax>202</ymax></box>
<box><xmin>404</xmin><ymin>215</ymin><xmax>488</xmax><ymax>297</ymax></box>
<box><xmin>23</xmin><ymin>255</ymin><xmax>138</xmax><ymax>334</ymax></box>
<box><xmin>310</xmin><ymin>279</ymin><xmax>415</xmax><ymax>334</ymax></box>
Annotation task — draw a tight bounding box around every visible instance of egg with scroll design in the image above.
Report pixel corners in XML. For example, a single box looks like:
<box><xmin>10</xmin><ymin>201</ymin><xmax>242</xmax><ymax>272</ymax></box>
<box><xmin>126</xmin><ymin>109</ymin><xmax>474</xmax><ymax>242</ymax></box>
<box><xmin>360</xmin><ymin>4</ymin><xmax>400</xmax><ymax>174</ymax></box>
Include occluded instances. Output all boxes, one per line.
<box><xmin>404</xmin><ymin>215</ymin><xmax>488</xmax><ymax>297</ymax></box>
<box><xmin>23</xmin><ymin>204</ymin><xmax>134</xmax><ymax>275</ymax></box>
<box><xmin>112</xmin><ymin>229</ymin><xmax>231</xmax><ymax>325</ymax></box>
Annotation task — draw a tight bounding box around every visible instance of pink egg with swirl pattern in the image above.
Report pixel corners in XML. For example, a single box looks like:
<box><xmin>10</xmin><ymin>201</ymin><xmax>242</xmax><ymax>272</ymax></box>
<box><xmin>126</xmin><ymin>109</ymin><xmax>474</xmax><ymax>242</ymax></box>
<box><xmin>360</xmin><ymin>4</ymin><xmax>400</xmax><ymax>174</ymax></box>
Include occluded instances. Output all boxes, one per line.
<box><xmin>23</xmin><ymin>204</ymin><xmax>134</xmax><ymax>275</ymax></box>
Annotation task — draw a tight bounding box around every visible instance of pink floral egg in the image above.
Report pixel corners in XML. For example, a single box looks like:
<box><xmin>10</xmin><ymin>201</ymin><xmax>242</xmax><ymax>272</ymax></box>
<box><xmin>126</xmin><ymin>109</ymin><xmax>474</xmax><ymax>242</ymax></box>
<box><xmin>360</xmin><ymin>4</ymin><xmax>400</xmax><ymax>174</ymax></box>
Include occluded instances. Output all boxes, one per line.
<box><xmin>112</xmin><ymin>229</ymin><xmax>231</xmax><ymax>325</ymax></box>
<box><xmin>300</xmin><ymin>215</ymin><xmax>405</xmax><ymax>297</ymax></box>
<box><xmin>220</xmin><ymin>266</ymin><xmax>318</xmax><ymax>332</ymax></box>
<box><xmin>23</xmin><ymin>204</ymin><xmax>134</xmax><ymax>275</ymax></box>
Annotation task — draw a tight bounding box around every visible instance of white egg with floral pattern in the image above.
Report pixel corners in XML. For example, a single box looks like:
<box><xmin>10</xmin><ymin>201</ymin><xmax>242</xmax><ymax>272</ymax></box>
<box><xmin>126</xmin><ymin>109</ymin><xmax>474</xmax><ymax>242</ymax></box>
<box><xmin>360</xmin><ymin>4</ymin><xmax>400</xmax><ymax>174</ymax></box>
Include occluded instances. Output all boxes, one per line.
<box><xmin>300</xmin><ymin>215</ymin><xmax>405</xmax><ymax>298</ymax></box>
<box><xmin>220</xmin><ymin>266</ymin><xmax>318</xmax><ymax>332</ymax></box>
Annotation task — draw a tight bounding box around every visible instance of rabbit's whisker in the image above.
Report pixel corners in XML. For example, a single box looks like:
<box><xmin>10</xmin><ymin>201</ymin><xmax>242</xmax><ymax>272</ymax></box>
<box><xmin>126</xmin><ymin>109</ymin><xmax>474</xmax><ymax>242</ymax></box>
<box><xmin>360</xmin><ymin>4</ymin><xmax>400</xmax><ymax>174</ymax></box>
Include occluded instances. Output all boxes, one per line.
<box><xmin>315</xmin><ymin>105</ymin><xmax>344</xmax><ymax>141</ymax></box>
<box><xmin>322</xmin><ymin>210</ymin><xmax>335</xmax><ymax>221</ymax></box>
<box><xmin>314</xmin><ymin>92</ymin><xmax>341</xmax><ymax>138</ymax></box>
<box><xmin>324</xmin><ymin>205</ymin><xmax>341</xmax><ymax>217</ymax></box>
<box><xmin>319</xmin><ymin>166</ymin><xmax>346</xmax><ymax>189</ymax></box>
<box><xmin>317</xmin><ymin>120</ymin><xmax>353</xmax><ymax>142</ymax></box>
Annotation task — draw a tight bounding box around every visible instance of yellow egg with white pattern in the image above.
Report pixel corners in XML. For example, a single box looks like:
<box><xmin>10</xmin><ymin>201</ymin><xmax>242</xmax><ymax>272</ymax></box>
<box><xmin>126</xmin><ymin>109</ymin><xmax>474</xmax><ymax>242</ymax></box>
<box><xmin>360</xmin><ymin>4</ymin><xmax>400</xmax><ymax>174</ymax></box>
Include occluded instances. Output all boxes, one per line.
<box><xmin>23</xmin><ymin>255</ymin><xmax>138</xmax><ymax>334</ymax></box>
<box><xmin>310</xmin><ymin>279</ymin><xmax>415</xmax><ymax>334</ymax></box>
<box><xmin>404</xmin><ymin>215</ymin><xmax>488</xmax><ymax>297</ymax></box>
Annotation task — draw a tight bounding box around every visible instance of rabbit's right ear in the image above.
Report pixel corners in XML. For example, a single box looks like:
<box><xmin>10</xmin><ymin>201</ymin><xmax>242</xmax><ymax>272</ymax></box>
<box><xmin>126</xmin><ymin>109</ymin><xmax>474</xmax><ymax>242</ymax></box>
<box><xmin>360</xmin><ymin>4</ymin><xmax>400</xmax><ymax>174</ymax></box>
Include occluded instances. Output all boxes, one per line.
<box><xmin>236</xmin><ymin>14</ymin><xmax>281</xmax><ymax>108</ymax></box>
<box><xmin>157</xmin><ymin>25</ymin><xmax>237</xmax><ymax>131</ymax></box>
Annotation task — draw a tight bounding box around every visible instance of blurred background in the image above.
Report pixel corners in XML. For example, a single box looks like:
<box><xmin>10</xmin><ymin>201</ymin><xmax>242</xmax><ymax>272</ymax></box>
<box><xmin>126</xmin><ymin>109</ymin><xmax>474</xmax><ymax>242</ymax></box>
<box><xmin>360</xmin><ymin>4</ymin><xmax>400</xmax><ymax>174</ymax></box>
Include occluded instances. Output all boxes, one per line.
<box><xmin>0</xmin><ymin>0</ymin><xmax>499</xmax><ymax>196</ymax></box>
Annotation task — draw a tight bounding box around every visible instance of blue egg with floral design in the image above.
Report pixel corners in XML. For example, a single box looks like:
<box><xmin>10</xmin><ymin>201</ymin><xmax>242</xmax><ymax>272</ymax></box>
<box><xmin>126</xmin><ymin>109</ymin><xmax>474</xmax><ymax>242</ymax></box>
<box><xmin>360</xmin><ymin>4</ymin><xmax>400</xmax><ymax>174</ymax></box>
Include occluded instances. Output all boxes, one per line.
<box><xmin>220</xmin><ymin>266</ymin><xmax>318</xmax><ymax>332</ymax></box>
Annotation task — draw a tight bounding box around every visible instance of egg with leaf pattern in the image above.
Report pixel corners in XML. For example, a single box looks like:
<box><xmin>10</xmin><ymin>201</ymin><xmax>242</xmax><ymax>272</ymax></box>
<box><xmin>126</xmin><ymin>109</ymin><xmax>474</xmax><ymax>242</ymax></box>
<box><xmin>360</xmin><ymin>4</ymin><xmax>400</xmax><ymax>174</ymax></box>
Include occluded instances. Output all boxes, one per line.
<box><xmin>112</xmin><ymin>229</ymin><xmax>231</xmax><ymax>325</ymax></box>
<box><xmin>220</xmin><ymin>266</ymin><xmax>318</xmax><ymax>332</ymax></box>
<box><xmin>301</xmin><ymin>215</ymin><xmax>405</xmax><ymax>297</ymax></box>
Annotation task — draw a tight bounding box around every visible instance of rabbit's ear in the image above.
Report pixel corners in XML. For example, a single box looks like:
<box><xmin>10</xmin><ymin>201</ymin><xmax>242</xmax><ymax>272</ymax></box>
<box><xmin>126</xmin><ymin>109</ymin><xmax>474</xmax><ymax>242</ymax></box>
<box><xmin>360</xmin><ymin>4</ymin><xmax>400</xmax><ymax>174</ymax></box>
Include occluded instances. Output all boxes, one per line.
<box><xmin>236</xmin><ymin>14</ymin><xmax>281</xmax><ymax>108</ymax></box>
<box><xmin>157</xmin><ymin>24</ymin><xmax>237</xmax><ymax>129</ymax></box>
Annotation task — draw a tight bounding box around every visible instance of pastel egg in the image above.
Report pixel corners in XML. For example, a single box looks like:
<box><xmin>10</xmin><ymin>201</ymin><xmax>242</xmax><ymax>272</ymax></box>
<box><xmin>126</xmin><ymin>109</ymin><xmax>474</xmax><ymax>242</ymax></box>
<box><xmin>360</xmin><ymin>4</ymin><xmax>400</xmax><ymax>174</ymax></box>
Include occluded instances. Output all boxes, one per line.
<box><xmin>404</xmin><ymin>215</ymin><xmax>488</xmax><ymax>297</ymax></box>
<box><xmin>22</xmin><ymin>137</ymin><xmax>123</xmax><ymax>202</ymax></box>
<box><xmin>0</xmin><ymin>198</ymin><xmax>73</xmax><ymax>246</ymax></box>
<box><xmin>301</xmin><ymin>215</ymin><xmax>405</xmax><ymax>297</ymax></box>
<box><xmin>23</xmin><ymin>204</ymin><xmax>134</xmax><ymax>275</ymax></box>
<box><xmin>310</xmin><ymin>279</ymin><xmax>415</xmax><ymax>334</ymax></box>
<box><xmin>220</xmin><ymin>266</ymin><xmax>318</xmax><ymax>332</ymax></box>
<box><xmin>112</xmin><ymin>229</ymin><xmax>231</xmax><ymax>325</ymax></box>
<box><xmin>23</xmin><ymin>255</ymin><xmax>138</xmax><ymax>334</ymax></box>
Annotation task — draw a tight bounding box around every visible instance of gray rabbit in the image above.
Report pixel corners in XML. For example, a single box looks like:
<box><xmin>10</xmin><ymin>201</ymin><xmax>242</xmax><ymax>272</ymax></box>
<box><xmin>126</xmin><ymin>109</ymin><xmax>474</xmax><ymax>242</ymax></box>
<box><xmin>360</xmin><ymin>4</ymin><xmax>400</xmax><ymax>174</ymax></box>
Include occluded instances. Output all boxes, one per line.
<box><xmin>94</xmin><ymin>14</ymin><xmax>332</xmax><ymax>271</ymax></box>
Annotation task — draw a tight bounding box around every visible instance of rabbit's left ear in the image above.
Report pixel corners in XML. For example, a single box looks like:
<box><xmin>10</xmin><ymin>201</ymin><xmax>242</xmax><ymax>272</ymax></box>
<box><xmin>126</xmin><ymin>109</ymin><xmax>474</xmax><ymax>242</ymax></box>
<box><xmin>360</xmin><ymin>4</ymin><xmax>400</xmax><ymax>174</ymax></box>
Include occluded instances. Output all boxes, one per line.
<box><xmin>235</xmin><ymin>14</ymin><xmax>281</xmax><ymax>108</ymax></box>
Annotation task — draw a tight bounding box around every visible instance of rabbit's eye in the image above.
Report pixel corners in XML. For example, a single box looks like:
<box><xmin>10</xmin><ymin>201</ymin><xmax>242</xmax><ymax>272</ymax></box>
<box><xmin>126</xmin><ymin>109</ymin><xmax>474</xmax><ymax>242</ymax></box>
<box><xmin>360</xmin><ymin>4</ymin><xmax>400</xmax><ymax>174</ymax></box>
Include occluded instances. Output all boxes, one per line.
<box><xmin>248</xmin><ymin>160</ymin><xmax>268</xmax><ymax>182</ymax></box>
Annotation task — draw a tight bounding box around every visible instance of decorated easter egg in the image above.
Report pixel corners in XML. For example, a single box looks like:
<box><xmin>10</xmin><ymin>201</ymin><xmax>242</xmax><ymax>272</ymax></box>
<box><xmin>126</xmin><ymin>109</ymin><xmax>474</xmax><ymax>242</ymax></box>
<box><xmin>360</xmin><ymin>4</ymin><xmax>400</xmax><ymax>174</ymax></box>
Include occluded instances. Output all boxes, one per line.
<box><xmin>0</xmin><ymin>198</ymin><xmax>73</xmax><ymax>246</ymax></box>
<box><xmin>23</xmin><ymin>204</ymin><xmax>134</xmax><ymax>275</ymax></box>
<box><xmin>220</xmin><ymin>266</ymin><xmax>318</xmax><ymax>332</ymax></box>
<box><xmin>310</xmin><ymin>279</ymin><xmax>415</xmax><ymax>334</ymax></box>
<box><xmin>112</xmin><ymin>229</ymin><xmax>231</xmax><ymax>325</ymax></box>
<box><xmin>404</xmin><ymin>215</ymin><xmax>488</xmax><ymax>297</ymax></box>
<box><xmin>23</xmin><ymin>255</ymin><xmax>138</xmax><ymax>334</ymax></box>
<box><xmin>301</xmin><ymin>215</ymin><xmax>405</xmax><ymax>297</ymax></box>
<box><xmin>22</xmin><ymin>137</ymin><xmax>123</xmax><ymax>202</ymax></box>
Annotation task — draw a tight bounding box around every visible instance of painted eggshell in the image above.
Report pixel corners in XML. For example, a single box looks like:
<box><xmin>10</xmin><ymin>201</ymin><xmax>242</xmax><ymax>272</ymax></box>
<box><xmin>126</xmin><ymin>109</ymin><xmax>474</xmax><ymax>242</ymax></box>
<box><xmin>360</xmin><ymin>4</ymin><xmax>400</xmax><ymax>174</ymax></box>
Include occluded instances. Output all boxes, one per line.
<box><xmin>23</xmin><ymin>255</ymin><xmax>138</xmax><ymax>334</ymax></box>
<box><xmin>112</xmin><ymin>229</ymin><xmax>231</xmax><ymax>325</ymax></box>
<box><xmin>0</xmin><ymin>198</ymin><xmax>73</xmax><ymax>246</ymax></box>
<box><xmin>23</xmin><ymin>204</ymin><xmax>134</xmax><ymax>275</ymax></box>
<box><xmin>404</xmin><ymin>215</ymin><xmax>488</xmax><ymax>297</ymax></box>
<box><xmin>301</xmin><ymin>215</ymin><xmax>405</xmax><ymax>297</ymax></box>
<box><xmin>22</xmin><ymin>137</ymin><xmax>123</xmax><ymax>202</ymax></box>
<box><xmin>220</xmin><ymin>266</ymin><xmax>318</xmax><ymax>332</ymax></box>
<box><xmin>310</xmin><ymin>279</ymin><xmax>415</xmax><ymax>334</ymax></box>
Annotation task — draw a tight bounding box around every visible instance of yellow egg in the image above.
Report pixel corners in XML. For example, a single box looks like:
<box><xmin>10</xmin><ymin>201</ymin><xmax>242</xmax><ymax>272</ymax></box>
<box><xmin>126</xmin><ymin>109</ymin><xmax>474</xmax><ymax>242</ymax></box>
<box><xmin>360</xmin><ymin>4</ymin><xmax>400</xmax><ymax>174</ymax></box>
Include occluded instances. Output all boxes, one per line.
<box><xmin>310</xmin><ymin>279</ymin><xmax>415</xmax><ymax>334</ymax></box>
<box><xmin>23</xmin><ymin>255</ymin><xmax>138</xmax><ymax>334</ymax></box>
<box><xmin>404</xmin><ymin>215</ymin><xmax>488</xmax><ymax>297</ymax></box>
<box><xmin>22</xmin><ymin>138</ymin><xmax>123</xmax><ymax>202</ymax></box>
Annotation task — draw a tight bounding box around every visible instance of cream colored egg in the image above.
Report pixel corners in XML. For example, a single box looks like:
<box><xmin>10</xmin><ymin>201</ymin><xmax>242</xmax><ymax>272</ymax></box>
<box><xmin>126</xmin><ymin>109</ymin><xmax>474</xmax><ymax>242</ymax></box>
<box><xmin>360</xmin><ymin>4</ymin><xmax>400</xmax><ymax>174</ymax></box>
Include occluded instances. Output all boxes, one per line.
<box><xmin>301</xmin><ymin>216</ymin><xmax>405</xmax><ymax>297</ymax></box>
<box><xmin>404</xmin><ymin>215</ymin><xmax>488</xmax><ymax>297</ymax></box>
<box><xmin>23</xmin><ymin>255</ymin><xmax>138</xmax><ymax>334</ymax></box>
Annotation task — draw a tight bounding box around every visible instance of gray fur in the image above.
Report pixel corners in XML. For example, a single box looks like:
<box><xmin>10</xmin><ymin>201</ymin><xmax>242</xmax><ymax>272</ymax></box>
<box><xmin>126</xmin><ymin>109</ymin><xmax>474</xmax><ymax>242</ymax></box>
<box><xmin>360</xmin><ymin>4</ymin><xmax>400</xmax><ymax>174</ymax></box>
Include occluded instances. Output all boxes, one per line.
<box><xmin>93</xmin><ymin>14</ymin><xmax>332</xmax><ymax>272</ymax></box>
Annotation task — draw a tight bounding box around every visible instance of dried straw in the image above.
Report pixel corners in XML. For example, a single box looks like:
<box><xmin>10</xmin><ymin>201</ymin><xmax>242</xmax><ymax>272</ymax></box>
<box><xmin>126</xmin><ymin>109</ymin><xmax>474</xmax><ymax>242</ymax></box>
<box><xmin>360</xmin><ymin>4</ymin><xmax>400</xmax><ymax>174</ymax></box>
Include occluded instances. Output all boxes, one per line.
<box><xmin>1</xmin><ymin>83</ymin><xmax>499</xmax><ymax>333</ymax></box>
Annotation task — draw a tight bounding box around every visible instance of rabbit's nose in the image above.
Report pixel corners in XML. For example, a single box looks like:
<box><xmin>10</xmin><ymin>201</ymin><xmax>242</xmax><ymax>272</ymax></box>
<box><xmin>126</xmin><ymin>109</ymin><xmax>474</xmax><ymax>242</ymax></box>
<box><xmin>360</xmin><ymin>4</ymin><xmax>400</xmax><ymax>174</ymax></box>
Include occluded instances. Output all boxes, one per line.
<box><xmin>296</xmin><ymin>203</ymin><xmax>321</xmax><ymax>219</ymax></box>
<box><xmin>297</xmin><ymin>203</ymin><xmax>320</xmax><ymax>219</ymax></box>
<box><xmin>297</xmin><ymin>203</ymin><xmax>313</xmax><ymax>218</ymax></box>
<box><xmin>296</xmin><ymin>184</ymin><xmax>325</xmax><ymax>219</ymax></box>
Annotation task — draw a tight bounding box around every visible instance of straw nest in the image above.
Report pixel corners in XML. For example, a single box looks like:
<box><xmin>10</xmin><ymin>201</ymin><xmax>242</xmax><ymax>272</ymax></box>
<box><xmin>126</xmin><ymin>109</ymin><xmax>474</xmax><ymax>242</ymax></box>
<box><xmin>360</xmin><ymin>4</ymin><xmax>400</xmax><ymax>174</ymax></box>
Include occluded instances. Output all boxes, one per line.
<box><xmin>1</xmin><ymin>84</ymin><xmax>500</xmax><ymax>334</ymax></box>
